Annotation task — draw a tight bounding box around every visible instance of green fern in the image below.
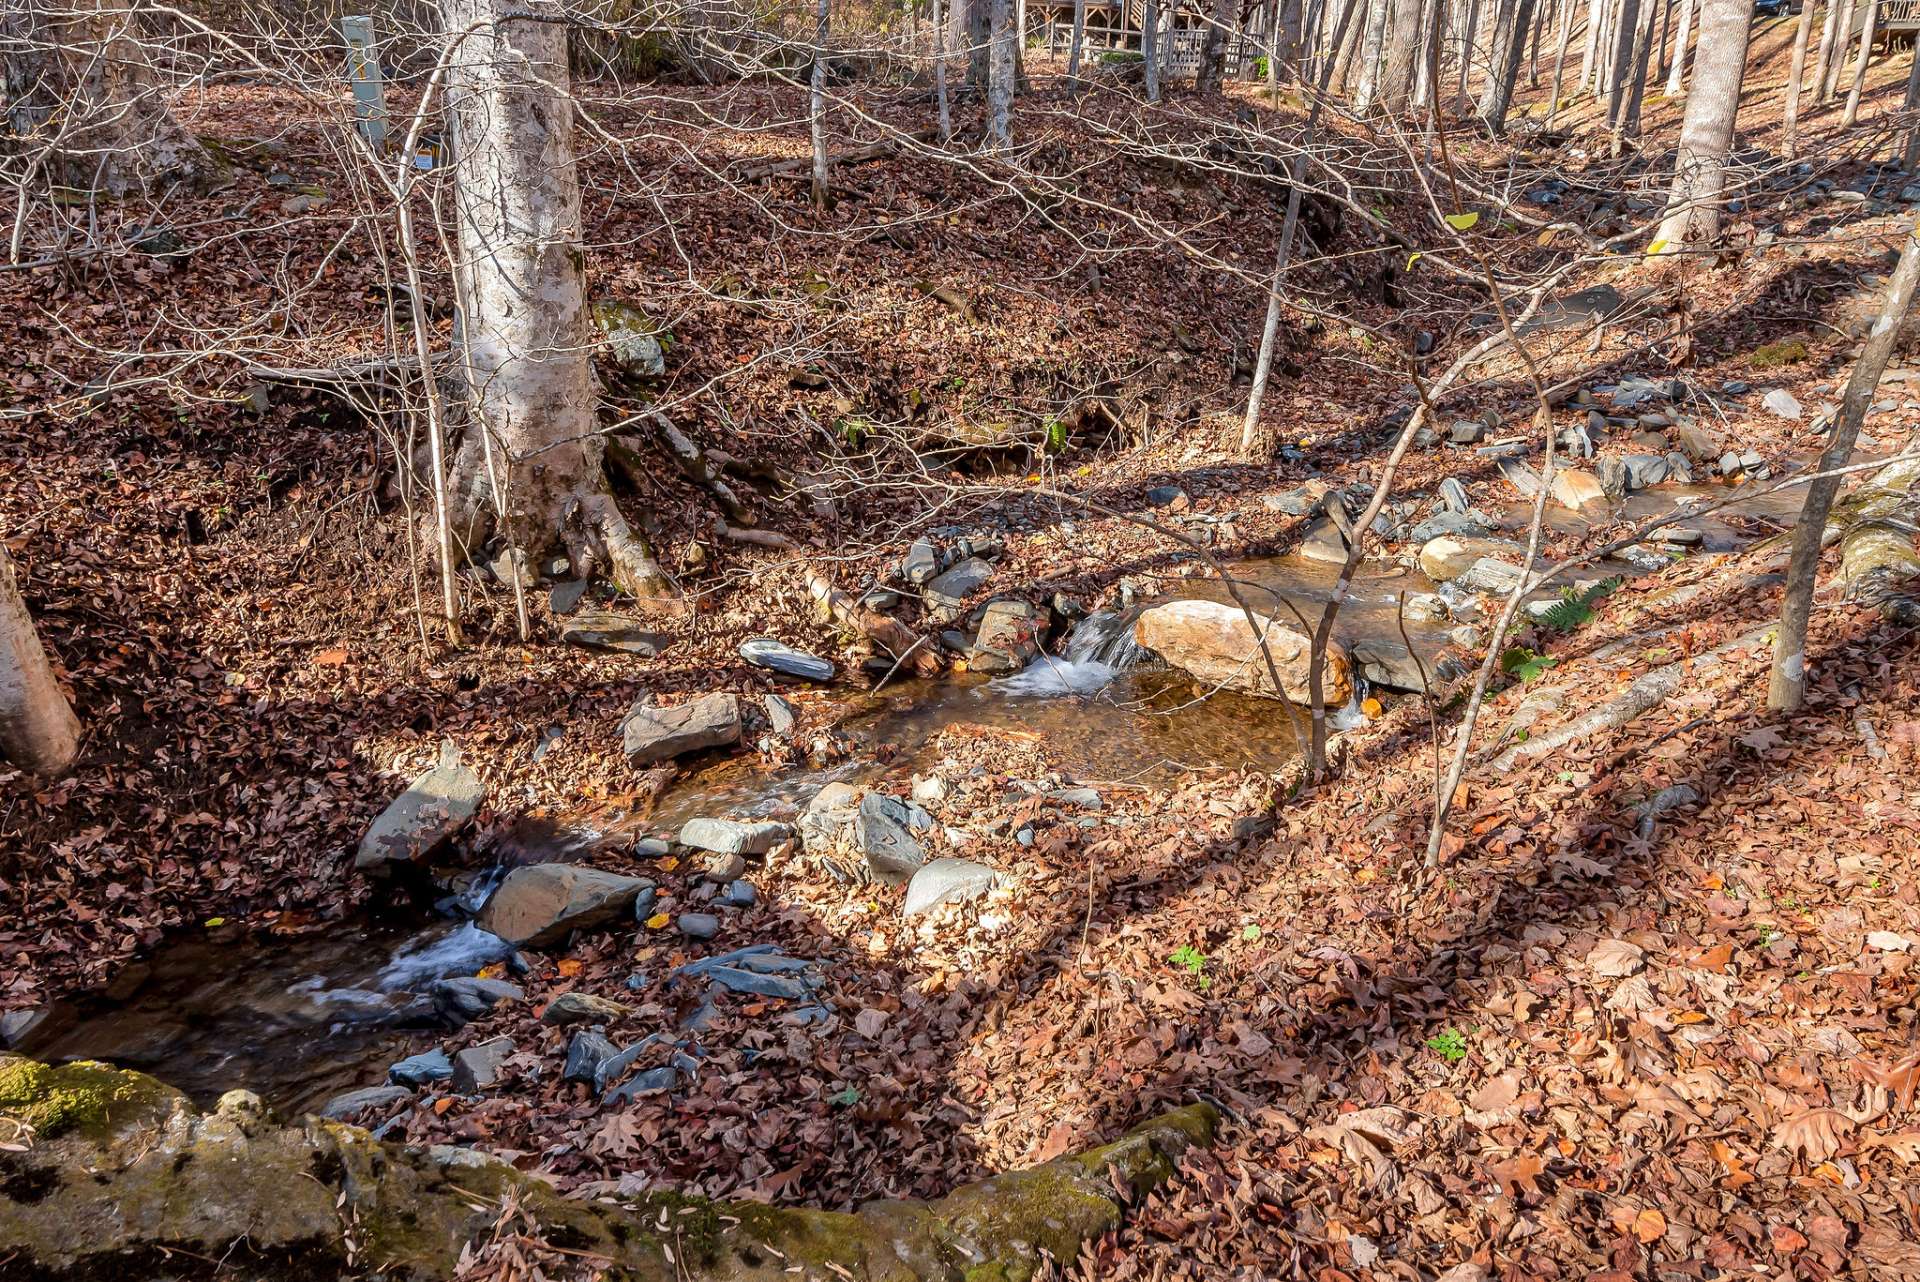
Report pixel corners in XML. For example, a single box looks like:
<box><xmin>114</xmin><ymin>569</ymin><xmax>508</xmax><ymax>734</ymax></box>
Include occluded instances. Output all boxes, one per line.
<box><xmin>1537</xmin><ymin>576</ymin><xmax>1622</xmax><ymax>633</ymax></box>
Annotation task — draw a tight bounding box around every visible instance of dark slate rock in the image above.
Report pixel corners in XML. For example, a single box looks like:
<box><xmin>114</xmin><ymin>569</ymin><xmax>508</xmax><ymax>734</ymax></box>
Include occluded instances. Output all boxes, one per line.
<box><xmin>450</xmin><ymin>1036</ymin><xmax>514</xmax><ymax>1092</ymax></box>
<box><xmin>900</xmin><ymin>538</ymin><xmax>940</xmax><ymax>586</ymax></box>
<box><xmin>721</xmin><ymin>880</ymin><xmax>757</xmax><ymax>909</ymax></box>
<box><xmin>705</xmin><ymin>966</ymin><xmax>811</xmax><ymax>1000</ymax></box>
<box><xmin>355</xmin><ymin>741</ymin><xmax>484</xmax><ymax>873</ymax></box>
<box><xmin>388</xmin><ymin>1048</ymin><xmax>453</xmax><ymax>1087</ymax></box>
<box><xmin>431</xmin><ymin>977</ymin><xmax>524</xmax><ymax>1023</ymax></box>
<box><xmin>763</xmin><ymin>693</ymin><xmax>798</xmax><ymax>737</ymax></box>
<box><xmin>319</xmin><ymin>1085</ymin><xmax>413</xmax><ymax>1119</ymax></box>
<box><xmin>739</xmin><ymin>637</ymin><xmax>835</xmax><ymax>682</ymax></box>
<box><xmin>548</xmin><ymin>580</ymin><xmax>589</xmax><ymax>615</ymax></box>
<box><xmin>1144</xmin><ymin>485</ymin><xmax>1190</xmax><ymax>510</ymax></box>
<box><xmin>605</xmin><ymin>1065</ymin><xmax>679</xmax><ymax>1105</ymax></box>
<box><xmin>677</xmin><ymin>912</ymin><xmax>721</xmax><ymax>940</ymax></box>
<box><xmin>564</xmin><ymin>1031</ymin><xmax>619</xmax><ymax>1085</ymax></box>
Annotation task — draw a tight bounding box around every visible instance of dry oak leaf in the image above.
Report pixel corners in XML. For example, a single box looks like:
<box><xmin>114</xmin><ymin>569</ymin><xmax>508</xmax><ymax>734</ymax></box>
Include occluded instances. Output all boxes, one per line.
<box><xmin>1587</xmin><ymin>938</ymin><xmax>1646</xmax><ymax>977</ymax></box>
<box><xmin>1860</xmin><ymin>1130</ymin><xmax>1920</xmax><ymax>1161</ymax></box>
<box><xmin>1488</xmin><ymin>1150</ymin><xmax>1545</xmax><ymax>1199</ymax></box>
<box><xmin>1307</xmin><ymin>1107</ymin><xmax>1412</xmax><ymax>1192</ymax></box>
<box><xmin>1773</xmin><ymin>1108</ymin><xmax>1855</xmax><ymax>1163</ymax></box>
<box><xmin>1861</xmin><ymin>1054</ymin><xmax>1920</xmax><ymax>1112</ymax></box>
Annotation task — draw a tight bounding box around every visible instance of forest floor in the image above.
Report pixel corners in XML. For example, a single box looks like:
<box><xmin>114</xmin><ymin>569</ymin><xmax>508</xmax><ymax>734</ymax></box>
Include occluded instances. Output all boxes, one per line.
<box><xmin>6</xmin><ymin>27</ymin><xmax>1920</xmax><ymax>1282</ymax></box>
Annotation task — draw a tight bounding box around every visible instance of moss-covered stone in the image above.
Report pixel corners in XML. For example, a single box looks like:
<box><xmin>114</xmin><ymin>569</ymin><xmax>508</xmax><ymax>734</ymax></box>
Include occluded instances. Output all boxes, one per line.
<box><xmin>1745</xmin><ymin>337</ymin><xmax>1810</xmax><ymax>368</ymax></box>
<box><xmin>1</xmin><ymin>1058</ymin><xmax>1217</xmax><ymax>1281</ymax></box>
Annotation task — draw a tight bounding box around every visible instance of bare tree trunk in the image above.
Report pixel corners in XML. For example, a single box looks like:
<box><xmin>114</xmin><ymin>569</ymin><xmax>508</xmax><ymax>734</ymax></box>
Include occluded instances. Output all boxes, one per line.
<box><xmin>1666</xmin><ymin>0</ymin><xmax>1697</xmax><ymax>92</ymax></box>
<box><xmin>2</xmin><ymin>0</ymin><xmax>213</xmax><ymax>197</ymax></box>
<box><xmin>1811</xmin><ymin>0</ymin><xmax>1841</xmax><ymax>101</ymax></box>
<box><xmin>1651</xmin><ymin>0</ymin><xmax>1753</xmax><ymax>248</ymax></box>
<box><xmin>1843</xmin><ymin>0</ymin><xmax>1875</xmax><ymax>125</ymax></box>
<box><xmin>1823</xmin><ymin>0</ymin><xmax>1855</xmax><ymax>97</ymax></box>
<box><xmin>934</xmin><ymin>0</ymin><xmax>955</xmax><ymax>128</ymax></box>
<box><xmin>1144</xmin><ymin>0</ymin><xmax>1163</xmax><ymax>98</ymax></box>
<box><xmin>1546</xmin><ymin>0</ymin><xmax>1575</xmax><ymax>120</ymax></box>
<box><xmin>810</xmin><ymin>0</ymin><xmax>831</xmax><ymax>208</ymax></box>
<box><xmin>1334</xmin><ymin>0</ymin><xmax>1370</xmax><ymax>89</ymax></box>
<box><xmin>1067</xmin><ymin>0</ymin><xmax>1088</xmax><ymax>78</ymax></box>
<box><xmin>1199</xmin><ymin>0</ymin><xmax>1235</xmax><ymax>90</ymax></box>
<box><xmin>0</xmin><ymin>544</ymin><xmax>80</xmax><ymax>776</ymax></box>
<box><xmin>1603</xmin><ymin>0</ymin><xmax>1639</xmax><ymax>120</ymax></box>
<box><xmin>1835</xmin><ymin>450</ymin><xmax>1920</xmax><ymax>623</ymax></box>
<box><xmin>1615</xmin><ymin>0</ymin><xmax>1658</xmax><ymax>142</ymax></box>
<box><xmin>1354</xmin><ymin>0</ymin><xmax>1392</xmax><ymax>105</ymax></box>
<box><xmin>1579</xmin><ymin>0</ymin><xmax>1605</xmax><ymax>89</ymax></box>
<box><xmin>1378</xmin><ymin>0</ymin><xmax>1424</xmax><ymax>109</ymax></box>
<box><xmin>441</xmin><ymin>0</ymin><xmax>674</xmax><ymax>605</ymax></box>
<box><xmin>1782</xmin><ymin>0</ymin><xmax>1814</xmax><ymax>155</ymax></box>
<box><xmin>1528</xmin><ymin>0</ymin><xmax>1547</xmax><ymax>82</ymax></box>
<box><xmin>988</xmin><ymin>0</ymin><xmax>1015</xmax><ymax>142</ymax></box>
<box><xmin>968</xmin><ymin>0</ymin><xmax>992</xmax><ymax>87</ymax></box>
<box><xmin>1478</xmin><ymin>0</ymin><xmax>1537</xmax><ymax>129</ymax></box>
<box><xmin>1457</xmin><ymin>0</ymin><xmax>1482</xmax><ymax>105</ymax></box>
<box><xmin>1769</xmin><ymin>216</ymin><xmax>1920</xmax><ymax>710</ymax></box>
<box><xmin>1903</xmin><ymin>43</ymin><xmax>1920</xmax><ymax>167</ymax></box>
<box><xmin>1413</xmin><ymin>0</ymin><xmax>1446</xmax><ymax>106</ymax></box>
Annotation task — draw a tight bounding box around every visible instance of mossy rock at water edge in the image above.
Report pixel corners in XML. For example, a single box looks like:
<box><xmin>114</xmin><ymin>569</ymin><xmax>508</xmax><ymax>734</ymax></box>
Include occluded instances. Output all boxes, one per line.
<box><xmin>0</xmin><ymin>1054</ymin><xmax>1216</xmax><ymax>1280</ymax></box>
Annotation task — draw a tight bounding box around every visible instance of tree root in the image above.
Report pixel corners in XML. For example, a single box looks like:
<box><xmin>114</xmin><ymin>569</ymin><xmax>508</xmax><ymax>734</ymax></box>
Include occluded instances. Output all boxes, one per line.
<box><xmin>809</xmin><ymin>573</ymin><xmax>945</xmax><ymax>678</ymax></box>
<box><xmin>0</xmin><ymin>1054</ymin><xmax>1215</xmax><ymax>1282</ymax></box>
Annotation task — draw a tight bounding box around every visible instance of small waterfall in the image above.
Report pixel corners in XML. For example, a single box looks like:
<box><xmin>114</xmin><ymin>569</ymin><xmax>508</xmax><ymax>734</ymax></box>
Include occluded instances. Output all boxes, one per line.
<box><xmin>988</xmin><ymin>609</ymin><xmax>1151</xmax><ymax>697</ymax></box>
<box><xmin>377</xmin><ymin>923</ymin><xmax>514</xmax><ymax>991</ymax></box>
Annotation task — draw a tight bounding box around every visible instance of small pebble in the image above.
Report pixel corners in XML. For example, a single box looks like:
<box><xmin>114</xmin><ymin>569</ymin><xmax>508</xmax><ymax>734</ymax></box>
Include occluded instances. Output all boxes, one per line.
<box><xmin>677</xmin><ymin>912</ymin><xmax>720</xmax><ymax>940</ymax></box>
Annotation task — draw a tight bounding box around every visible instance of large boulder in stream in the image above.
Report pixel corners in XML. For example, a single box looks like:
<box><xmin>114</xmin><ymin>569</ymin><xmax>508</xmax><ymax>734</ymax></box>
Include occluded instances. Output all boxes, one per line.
<box><xmin>478</xmin><ymin>864</ymin><xmax>656</xmax><ymax>948</ymax></box>
<box><xmin>355</xmin><ymin>741</ymin><xmax>484</xmax><ymax>873</ymax></box>
<box><xmin>1131</xmin><ymin>600</ymin><xmax>1355</xmax><ymax>707</ymax></box>
<box><xmin>0</xmin><ymin>1052</ymin><xmax>1215</xmax><ymax>1281</ymax></box>
<box><xmin>621</xmin><ymin>693</ymin><xmax>741</xmax><ymax>765</ymax></box>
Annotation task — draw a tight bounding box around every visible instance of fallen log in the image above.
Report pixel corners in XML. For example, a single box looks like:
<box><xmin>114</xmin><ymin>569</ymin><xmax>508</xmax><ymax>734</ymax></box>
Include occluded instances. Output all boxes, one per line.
<box><xmin>808</xmin><ymin>573</ymin><xmax>944</xmax><ymax>678</ymax></box>
<box><xmin>0</xmin><ymin>1054</ymin><xmax>1214</xmax><ymax>1281</ymax></box>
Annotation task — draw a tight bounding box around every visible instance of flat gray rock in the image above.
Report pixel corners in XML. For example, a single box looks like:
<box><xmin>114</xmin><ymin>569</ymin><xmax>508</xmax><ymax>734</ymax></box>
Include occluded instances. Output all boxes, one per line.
<box><xmin>763</xmin><ymin>693</ymin><xmax>797</xmax><ymax>737</ymax></box>
<box><xmin>318</xmin><ymin>1084</ymin><xmax>412</xmax><ymax>1119</ymax></box>
<box><xmin>450</xmin><ymin>1036</ymin><xmax>514</xmax><ymax>1092</ymax></box>
<box><xmin>678</xmin><ymin>817</ymin><xmax>792</xmax><ymax>856</ymax></box>
<box><xmin>388</xmin><ymin>1049</ymin><xmax>453</xmax><ymax>1087</ymax></box>
<box><xmin>564</xmin><ymin>1031</ymin><xmax>618</xmax><ymax>1085</ymax></box>
<box><xmin>900</xmin><ymin>538</ymin><xmax>940</xmax><ymax>586</ymax></box>
<box><xmin>355</xmin><ymin>741</ymin><xmax>484</xmax><ymax>873</ymax></box>
<box><xmin>903</xmin><ymin>857</ymin><xmax>999</xmax><ymax>916</ymax></box>
<box><xmin>479</xmin><ymin>864</ymin><xmax>656</xmax><ymax>948</ymax></box>
<box><xmin>562</xmin><ymin>612</ymin><xmax>668</xmax><ymax>655</ymax></box>
<box><xmin>431</xmin><ymin>977</ymin><xmax>524</xmax><ymax>1022</ymax></box>
<box><xmin>740</xmin><ymin>637</ymin><xmax>835</xmax><ymax>682</ymax></box>
<box><xmin>856</xmin><ymin>793</ymin><xmax>929</xmax><ymax>885</ymax></box>
<box><xmin>677</xmin><ymin>912</ymin><xmax>720</xmax><ymax>939</ymax></box>
<box><xmin>541</xmin><ymin>991</ymin><xmax>634</xmax><ymax>1026</ymax></box>
<box><xmin>622</xmin><ymin>693</ymin><xmax>741</xmax><ymax>765</ymax></box>
<box><xmin>924</xmin><ymin>557</ymin><xmax>994</xmax><ymax>612</ymax></box>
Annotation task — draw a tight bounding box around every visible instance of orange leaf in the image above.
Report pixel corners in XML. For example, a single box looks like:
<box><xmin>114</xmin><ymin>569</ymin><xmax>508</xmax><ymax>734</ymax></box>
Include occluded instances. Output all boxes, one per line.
<box><xmin>1490</xmin><ymin>1151</ymin><xmax>1544</xmax><ymax>1198</ymax></box>
<box><xmin>477</xmin><ymin>962</ymin><xmax>506</xmax><ymax>980</ymax></box>
<box><xmin>557</xmin><ymin>959</ymin><xmax>583</xmax><ymax>977</ymax></box>
<box><xmin>1633</xmin><ymin>1207</ymin><xmax>1667</xmax><ymax>1243</ymax></box>
<box><xmin>645</xmin><ymin>912</ymin><xmax>670</xmax><ymax>929</ymax></box>
<box><xmin>1692</xmin><ymin>942</ymin><xmax>1733</xmax><ymax>972</ymax></box>
<box><xmin>432</xmin><ymin>1097</ymin><xmax>455</xmax><ymax>1116</ymax></box>
<box><xmin>312</xmin><ymin>647</ymin><xmax>348</xmax><ymax>666</ymax></box>
<box><xmin>658</xmin><ymin>856</ymin><xmax>679</xmax><ymax>872</ymax></box>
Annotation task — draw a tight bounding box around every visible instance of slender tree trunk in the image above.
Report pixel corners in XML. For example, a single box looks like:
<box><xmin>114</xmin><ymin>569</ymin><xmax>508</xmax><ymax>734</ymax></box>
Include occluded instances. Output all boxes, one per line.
<box><xmin>934</xmin><ymin>0</ymin><xmax>954</xmax><ymax>129</ymax></box>
<box><xmin>968</xmin><ymin>0</ymin><xmax>992</xmax><ymax>87</ymax></box>
<box><xmin>1334</xmin><ymin>0</ymin><xmax>1370</xmax><ymax>89</ymax></box>
<box><xmin>0</xmin><ymin>544</ymin><xmax>80</xmax><ymax>776</ymax></box>
<box><xmin>1843</xmin><ymin>0</ymin><xmax>1875</xmax><ymax>125</ymax></box>
<box><xmin>1144</xmin><ymin>0</ymin><xmax>1162</xmax><ymax>97</ymax></box>
<box><xmin>988</xmin><ymin>0</ymin><xmax>1015</xmax><ymax>141</ymax></box>
<box><xmin>441</xmin><ymin>0</ymin><xmax>673</xmax><ymax>604</ymax></box>
<box><xmin>1580</xmin><ymin>0</ymin><xmax>1605</xmax><ymax>88</ymax></box>
<box><xmin>1902</xmin><ymin>43</ymin><xmax>1920</xmax><ymax>167</ymax></box>
<box><xmin>1652</xmin><ymin>0</ymin><xmax>1754</xmax><ymax>249</ymax></box>
<box><xmin>1</xmin><ymin>0</ymin><xmax>213</xmax><ymax>197</ymax></box>
<box><xmin>1478</xmin><ymin>0</ymin><xmax>1538</xmax><ymax>128</ymax></box>
<box><xmin>1067</xmin><ymin>0</ymin><xmax>1087</xmax><ymax>77</ymax></box>
<box><xmin>1811</xmin><ymin>0</ymin><xmax>1841</xmax><ymax>101</ymax></box>
<box><xmin>1604</xmin><ymin>0</ymin><xmax>1639</xmax><ymax>119</ymax></box>
<box><xmin>1528</xmin><ymin>0</ymin><xmax>1547</xmax><ymax>82</ymax></box>
<box><xmin>1413</xmin><ymin>0</ymin><xmax>1446</xmax><ymax>106</ymax></box>
<box><xmin>810</xmin><ymin>0</ymin><xmax>831</xmax><ymax>207</ymax></box>
<box><xmin>1769</xmin><ymin>215</ymin><xmax>1920</xmax><ymax>710</ymax></box>
<box><xmin>1782</xmin><ymin>0</ymin><xmax>1814</xmax><ymax>154</ymax></box>
<box><xmin>1666</xmin><ymin>0</ymin><xmax>1697</xmax><ymax>92</ymax></box>
<box><xmin>1199</xmin><ymin>0</ymin><xmax>1235</xmax><ymax>90</ymax></box>
<box><xmin>1354</xmin><ymin>0</ymin><xmax>1392</xmax><ymax>104</ymax></box>
<box><xmin>1546</xmin><ymin>0</ymin><xmax>1575</xmax><ymax>119</ymax></box>
<box><xmin>1377</xmin><ymin>0</ymin><xmax>1424</xmax><ymax>108</ymax></box>
<box><xmin>1241</xmin><ymin>0</ymin><xmax>1363</xmax><ymax>451</ymax></box>
<box><xmin>1616</xmin><ymin>0</ymin><xmax>1658</xmax><ymax>141</ymax></box>
<box><xmin>1458</xmin><ymin>0</ymin><xmax>1482</xmax><ymax>105</ymax></box>
<box><xmin>1823</xmin><ymin>0</ymin><xmax>1855</xmax><ymax>97</ymax></box>
<box><xmin>1654</xmin><ymin>0</ymin><xmax>1672</xmax><ymax>80</ymax></box>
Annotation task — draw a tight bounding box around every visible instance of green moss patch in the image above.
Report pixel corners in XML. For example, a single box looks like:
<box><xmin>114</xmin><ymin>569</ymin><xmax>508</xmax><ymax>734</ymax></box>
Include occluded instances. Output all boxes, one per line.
<box><xmin>0</xmin><ymin>1056</ymin><xmax>176</xmax><ymax>1140</ymax></box>
<box><xmin>1745</xmin><ymin>337</ymin><xmax>1810</xmax><ymax>368</ymax></box>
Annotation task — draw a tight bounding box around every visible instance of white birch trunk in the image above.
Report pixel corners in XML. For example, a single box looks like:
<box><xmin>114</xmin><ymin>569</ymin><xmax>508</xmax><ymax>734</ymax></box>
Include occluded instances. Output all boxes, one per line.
<box><xmin>1810</xmin><ymin>0</ymin><xmax>1841</xmax><ymax>101</ymax></box>
<box><xmin>441</xmin><ymin>0</ymin><xmax>673</xmax><ymax>604</ymax></box>
<box><xmin>810</xmin><ymin>0</ymin><xmax>831</xmax><ymax>206</ymax></box>
<box><xmin>1651</xmin><ymin>0</ymin><xmax>1753</xmax><ymax>249</ymax></box>
<box><xmin>0</xmin><ymin>544</ymin><xmax>80</xmax><ymax>776</ymax></box>
<box><xmin>1579</xmin><ymin>0</ymin><xmax>1604</xmax><ymax>90</ymax></box>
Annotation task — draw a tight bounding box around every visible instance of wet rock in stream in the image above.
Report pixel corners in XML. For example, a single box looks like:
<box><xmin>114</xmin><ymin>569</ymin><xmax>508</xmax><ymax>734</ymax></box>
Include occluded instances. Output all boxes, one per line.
<box><xmin>621</xmin><ymin>693</ymin><xmax>742</xmax><ymax>765</ymax></box>
<box><xmin>1132</xmin><ymin>600</ymin><xmax>1356</xmax><ymax>706</ymax></box>
<box><xmin>354</xmin><ymin>741</ymin><xmax>484</xmax><ymax>874</ymax></box>
<box><xmin>431</xmin><ymin>977</ymin><xmax>523</xmax><ymax>1023</ymax></box>
<box><xmin>478</xmin><ymin>865</ymin><xmax>657</xmax><ymax>948</ymax></box>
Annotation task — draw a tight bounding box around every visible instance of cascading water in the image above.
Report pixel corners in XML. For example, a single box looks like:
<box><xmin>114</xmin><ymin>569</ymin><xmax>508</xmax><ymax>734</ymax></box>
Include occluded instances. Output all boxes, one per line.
<box><xmin>987</xmin><ymin>608</ymin><xmax>1150</xmax><ymax>697</ymax></box>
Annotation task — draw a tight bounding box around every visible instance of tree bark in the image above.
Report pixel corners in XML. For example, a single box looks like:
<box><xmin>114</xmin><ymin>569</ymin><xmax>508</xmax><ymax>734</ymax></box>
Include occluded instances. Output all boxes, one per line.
<box><xmin>1842</xmin><ymin>0</ymin><xmax>1874</xmax><ymax>125</ymax></box>
<box><xmin>1650</xmin><ymin>0</ymin><xmax>1753</xmax><ymax>249</ymax></box>
<box><xmin>810</xmin><ymin>0</ymin><xmax>831</xmax><ymax>208</ymax></box>
<box><xmin>1835</xmin><ymin>450</ymin><xmax>1920</xmax><ymax>624</ymax></box>
<box><xmin>1354</xmin><ymin>0</ymin><xmax>1392</xmax><ymax>105</ymax></box>
<box><xmin>441</xmin><ymin>0</ymin><xmax>674</xmax><ymax>606</ymax></box>
<box><xmin>933</xmin><ymin>0</ymin><xmax>954</xmax><ymax>130</ymax></box>
<box><xmin>1377</xmin><ymin>0</ymin><xmax>1425</xmax><ymax>110</ymax></box>
<box><xmin>1457</xmin><ymin>0</ymin><xmax>1481</xmax><ymax>106</ymax></box>
<box><xmin>1811</xmin><ymin>0</ymin><xmax>1841</xmax><ymax>102</ymax></box>
<box><xmin>1579</xmin><ymin>0</ymin><xmax>1605</xmax><ymax>90</ymax></box>
<box><xmin>988</xmin><ymin>0</ymin><xmax>1015</xmax><ymax>142</ymax></box>
<box><xmin>1067</xmin><ymin>0</ymin><xmax>1087</xmax><ymax>79</ymax></box>
<box><xmin>1782</xmin><ymin>0</ymin><xmax>1814</xmax><ymax>156</ymax></box>
<box><xmin>1604</xmin><ymin>0</ymin><xmax>1640</xmax><ymax>121</ymax></box>
<box><xmin>1199</xmin><ymin>0</ymin><xmax>1236</xmax><ymax>91</ymax></box>
<box><xmin>1615</xmin><ymin>0</ymin><xmax>1658</xmax><ymax>143</ymax></box>
<box><xmin>1545</xmin><ymin>0</ymin><xmax>1575</xmax><ymax>121</ymax></box>
<box><xmin>2</xmin><ymin>0</ymin><xmax>213</xmax><ymax>197</ymax></box>
<box><xmin>1822</xmin><ymin>0</ymin><xmax>1854</xmax><ymax>97</ymax></box>
<box><xmin>1477</xmin><ymin>0</ymin><xmax>1537</xmax><ymax>130</ymax></box>
<box><xmin>1769</xmin><ymin>217</ymin><xmax>1920</xmax><ymax>710</ymax></box>
<box><xmin>1902</xmin><ymin>40</ymin><xmax>1920</xmax><ymax>167</ymax></box>
<box><xmin>0</xmin><ymin>544</ymin><xmax>80</xmax><ymax>776</ymax></box>
<box><xmin>967</xmin><ymin>0</ymin><xmax>992</xmax><ymax>87</ymax></box>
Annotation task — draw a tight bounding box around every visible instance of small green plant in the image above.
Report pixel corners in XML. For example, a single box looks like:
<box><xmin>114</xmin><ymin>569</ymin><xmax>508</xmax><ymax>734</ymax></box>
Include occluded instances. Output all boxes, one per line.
<box><xmin>1099</xmin><ymin>49</ymin><xmax>1144</xmax><ymax>65</ymax></box>
<box><xmin>836</xmin><ymin>416</ymin><xmax>871</xmax><ymax>448</ymax></box>
<box><xmin>1169</xmin><ymin>944</ymin><xmax>1211</xmax><ymax>990</ymax></box>
<box><xmin>1250</xmin><ymin>54</ymin><xmax>1270</xmax><ymax>78</ymax></box>
<box><xmin>1240</xmin><ymin>923</ymin><xmax>1263</xmax><ymax>943</ymax></box>
<box><xmin>1501</xmin><ymin>646</ymin><xmax>1557</xmax><ymax>683</ymax></box>
<box><xmin>1756</xmin><ymin>925</ymin><xmax>1778</xmax><ymax>948</ymax></box>
<box><xmin>1043</xmin><ymin>418</ymin><xmax>1069</xmax><ymax>452</ymax></box>
<box><xmin>828</xmin><ymin>1086</ymin><xmax>861</xmax><ymax>1107</ymax></box>
<box><xmin>1426</xmin><ymin>1028</ymin><xmax>1469</xmax><ymax>1062</ymax></box>
<box><xmin>1536</xmin><ymin>577</ymin><xmax>1622</xmax><ymax>633</ymax></box>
